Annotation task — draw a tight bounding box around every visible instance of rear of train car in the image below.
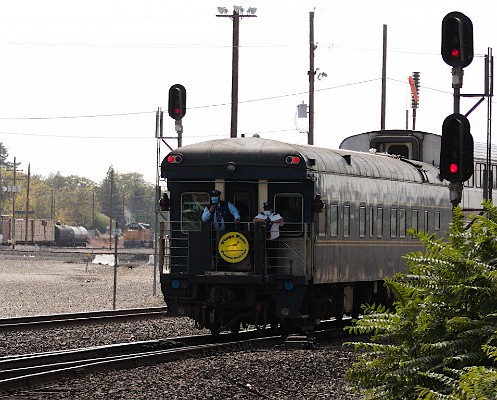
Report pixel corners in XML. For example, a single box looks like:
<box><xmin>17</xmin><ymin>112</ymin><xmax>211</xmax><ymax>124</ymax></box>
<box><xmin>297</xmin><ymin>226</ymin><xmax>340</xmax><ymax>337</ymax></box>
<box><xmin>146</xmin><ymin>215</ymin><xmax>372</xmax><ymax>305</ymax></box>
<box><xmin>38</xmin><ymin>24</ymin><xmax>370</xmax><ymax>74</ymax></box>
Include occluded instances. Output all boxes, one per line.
<box><xmin>158</xmin><ymin>137</ymin><xmax>451</xmax><ymax>334</ymax></box>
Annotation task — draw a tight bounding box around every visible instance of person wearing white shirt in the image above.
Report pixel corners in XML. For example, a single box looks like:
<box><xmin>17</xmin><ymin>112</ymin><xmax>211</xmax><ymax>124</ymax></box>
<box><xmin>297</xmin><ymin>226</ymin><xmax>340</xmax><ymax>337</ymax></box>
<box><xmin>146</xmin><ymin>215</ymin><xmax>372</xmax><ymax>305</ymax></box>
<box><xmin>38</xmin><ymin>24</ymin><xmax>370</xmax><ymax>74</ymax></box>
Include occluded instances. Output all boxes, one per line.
<box><xmin>253</xmin><ymin>202</ymin><xmax>284</xmax><ymax>240</ymax></box>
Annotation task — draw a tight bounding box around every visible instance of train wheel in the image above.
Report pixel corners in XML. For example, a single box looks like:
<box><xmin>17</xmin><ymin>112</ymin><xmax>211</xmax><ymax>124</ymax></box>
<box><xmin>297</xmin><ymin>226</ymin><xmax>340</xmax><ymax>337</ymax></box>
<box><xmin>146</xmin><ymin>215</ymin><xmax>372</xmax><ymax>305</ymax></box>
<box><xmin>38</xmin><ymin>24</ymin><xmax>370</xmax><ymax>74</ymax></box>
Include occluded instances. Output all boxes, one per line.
<box><xmin>209</xmin><ymin>308</ymin><xmax>221</xmax><ymax>335</ymax></box>
<box><xmin>229</xmin><ymin>322</ymin><xmax>240</xmax><ymax>334</ymax></box>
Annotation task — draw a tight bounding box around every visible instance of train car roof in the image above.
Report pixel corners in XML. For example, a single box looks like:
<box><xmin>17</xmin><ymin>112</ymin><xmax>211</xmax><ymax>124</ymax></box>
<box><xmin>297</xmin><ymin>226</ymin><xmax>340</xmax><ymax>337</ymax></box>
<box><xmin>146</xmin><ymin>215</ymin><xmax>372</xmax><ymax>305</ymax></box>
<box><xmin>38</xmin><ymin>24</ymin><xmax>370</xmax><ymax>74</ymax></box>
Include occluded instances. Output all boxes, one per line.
<box><xmin>340</xmin><ymin>129</ymin><xmax>497</xmax><ymax>163</ymax></box>
<box><xmin>161</xmin><ymin>137</ymin><xmax>443</xmax><ymax>184</ymax></box>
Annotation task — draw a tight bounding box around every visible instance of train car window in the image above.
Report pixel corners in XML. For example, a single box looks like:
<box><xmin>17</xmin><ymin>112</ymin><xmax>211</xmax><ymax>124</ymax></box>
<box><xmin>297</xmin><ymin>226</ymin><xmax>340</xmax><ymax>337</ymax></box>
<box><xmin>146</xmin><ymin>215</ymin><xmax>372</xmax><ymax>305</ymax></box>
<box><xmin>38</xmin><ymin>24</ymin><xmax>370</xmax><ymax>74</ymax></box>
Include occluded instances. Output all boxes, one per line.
<box><xmin>359</xmin><ymin>205</ymin><xmax>366</xmax><ymax>238</ymax></box>
<box><xmin>390</xmin><ymin>208</ymin><xmax>398</xmax><ymax>238</ymax></box>
<box><xmin>464</xmin><ymin>171</ymin><xmax>474</xmax><ymax>188</ymax></box>
<box><xmin>476</xmin><ymin>163</ymin><xmax>485</xmax><ymax>188</ymax></box>
<box><xmin>493</xmin><ymin>165</ymin><xmax>497</xmax><ymax>189</ymax></box>
<box><xmin>275</xmin><ymin>193</ymin><xmax>303</xmax><ymax>236</ymax></box>
<box><xmin>329</xmin><ymin>204</ymin><xmax>338</xmax><ymax>237</ymax></box>
<box><xmin>424</xmin><ymin>211</ymin><xmax>429</xmax><ymax>232</ymax></box>
<box><xmin>180</xmin><ymin>192</ymin><xmax>210</xmax><ymax>232</ymax></box>
<box><xmin>435</xmin><ymin>211</ymin><xmax>441</xmax><ymax>231</ymax></box>
<box><xmin>369</xmin><ymin>206</ymin><xmax>374</xmax><ymax>238</ymax></box>
<box><xmin>377</xmin><ymin>206</ymin><xmax>383</xmax><ymax>238</ymax></box>
<box><xmin>387</xmin><ymin>144</ymin><xmax>409</xmax><ymax>159</ymax></box>
<box><xmin>318</xmin><ymin>202</ymin><xmax>327</xmax><ymax>237</ymax></box>
<box><xmin>399</xmin><ymin>209</ymin><xmax>406</xmax><ymax>238</ymax></box>
<box><xmin>412</xmin><ymin>209</ymin><xmax>418</xmax><ymax>231</ymax></box>
<box><xmin>343</xmin><ymin>204</ymin><xmax>350</xmax><ymax>238</ymax></box>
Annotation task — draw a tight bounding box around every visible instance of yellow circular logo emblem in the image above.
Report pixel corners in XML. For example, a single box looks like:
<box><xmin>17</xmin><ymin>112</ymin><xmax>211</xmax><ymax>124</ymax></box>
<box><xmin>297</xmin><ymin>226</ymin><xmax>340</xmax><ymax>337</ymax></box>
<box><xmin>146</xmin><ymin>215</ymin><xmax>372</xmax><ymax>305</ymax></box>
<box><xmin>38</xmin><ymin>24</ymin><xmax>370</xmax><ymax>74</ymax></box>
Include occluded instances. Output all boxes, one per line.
<box><xmin>218</xmin><ymin>231</ymin><xmax>249</xmax><ymax>263</ymax></box>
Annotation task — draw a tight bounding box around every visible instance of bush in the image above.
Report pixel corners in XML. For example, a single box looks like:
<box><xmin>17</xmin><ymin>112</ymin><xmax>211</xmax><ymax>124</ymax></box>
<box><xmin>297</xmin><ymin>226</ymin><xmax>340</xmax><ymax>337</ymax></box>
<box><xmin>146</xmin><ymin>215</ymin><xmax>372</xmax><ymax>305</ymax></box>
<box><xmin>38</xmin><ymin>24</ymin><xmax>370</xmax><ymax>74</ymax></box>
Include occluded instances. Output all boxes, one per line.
<box><xmin>345</xmin><ymin>201</ymin><xmax>497</xmax><ymax>399</ymax></box>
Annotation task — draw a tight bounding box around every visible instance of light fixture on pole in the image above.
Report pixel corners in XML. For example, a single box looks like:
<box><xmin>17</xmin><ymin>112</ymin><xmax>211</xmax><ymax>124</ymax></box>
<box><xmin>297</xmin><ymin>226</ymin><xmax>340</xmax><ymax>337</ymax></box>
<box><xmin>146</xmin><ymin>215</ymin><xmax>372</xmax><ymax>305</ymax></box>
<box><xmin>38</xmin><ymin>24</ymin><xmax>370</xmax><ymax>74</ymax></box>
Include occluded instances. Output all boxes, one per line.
<box><xmin>216</xmin><ymin>6</ymin><xmax>257</xmax><ymax>138</ymax></box>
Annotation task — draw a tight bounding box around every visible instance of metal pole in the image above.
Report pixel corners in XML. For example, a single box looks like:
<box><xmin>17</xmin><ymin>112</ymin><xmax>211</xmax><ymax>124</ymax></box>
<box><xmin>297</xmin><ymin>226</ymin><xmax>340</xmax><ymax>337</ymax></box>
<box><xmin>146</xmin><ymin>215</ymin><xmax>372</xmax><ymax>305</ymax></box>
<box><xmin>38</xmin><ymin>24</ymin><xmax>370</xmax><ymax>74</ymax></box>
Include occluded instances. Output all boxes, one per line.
<box><xmin>308</xmin><ymin>11</ymin><xmax>315</xmax><ymax>145</ymax></box>
<box><xmin>153</xmin><ymin>110</ymin><xmax>162</xmax><ymax>297</ymax></box>
<box><xmin>230</xmin><ymin>11</ymin><xmax>240</xmax><ymax>138</ymax></box>
<box><xmin>380</xmin><ymin>24</ymin><xmax>387</xmax><ymax>130</ymax></box>
<box><xmin>25</xmin><ymin>164</ymin><xmax>30</xmax><ymax>243</ymax></box>
<box><xmin>11</xmin><ymin>157</ymin><xmax>16</xmax><ymax>249</ymax></box>
<box><xmin>486</xmin><ymin>48</ymin><xmax>494</xmax><ymax>201</ymax></box>
<box><xmin>112</xmin><ymin>223</ymin><xmax>118</xmax><ymax>310</ymax></box>
<box><xmin>92</xmin><ymin>188</ymin><xmax>95</xmax><ymax>228</ymax></box>
<box><xmin>452</xmin><ymin>67</ymin><xmax>463</xmax><ymax>113</ymax></box>
<box><xmin>109</xmin><ymin>169</ymin><xmax>113</xmax><ymax>251</ymax></box>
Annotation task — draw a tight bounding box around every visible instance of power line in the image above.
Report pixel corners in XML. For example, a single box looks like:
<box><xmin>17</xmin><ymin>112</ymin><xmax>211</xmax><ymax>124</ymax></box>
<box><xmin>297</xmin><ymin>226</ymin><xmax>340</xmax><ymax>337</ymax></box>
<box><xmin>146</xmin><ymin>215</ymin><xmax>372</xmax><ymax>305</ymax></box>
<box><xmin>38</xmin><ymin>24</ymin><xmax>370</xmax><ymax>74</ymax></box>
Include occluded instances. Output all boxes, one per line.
<box><xmin>0</xmin><ymin>110</ymin><xmax>154</xmax><ymax>120</ymax></box>
<box><xmin>0</xmin><ymin>78</ymin><xmax>383</xmax><ymax>121</ymax></box>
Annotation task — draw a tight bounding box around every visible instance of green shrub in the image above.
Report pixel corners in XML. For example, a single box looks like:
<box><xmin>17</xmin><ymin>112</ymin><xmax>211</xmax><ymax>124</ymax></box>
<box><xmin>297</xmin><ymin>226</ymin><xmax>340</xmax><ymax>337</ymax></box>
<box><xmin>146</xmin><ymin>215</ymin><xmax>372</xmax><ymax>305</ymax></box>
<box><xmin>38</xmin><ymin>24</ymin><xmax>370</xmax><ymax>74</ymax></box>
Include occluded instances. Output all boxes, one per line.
<box><xmin>345</xmin><ymin>201</ymin><xmax>497</xmax><ymax>399</ymax></box>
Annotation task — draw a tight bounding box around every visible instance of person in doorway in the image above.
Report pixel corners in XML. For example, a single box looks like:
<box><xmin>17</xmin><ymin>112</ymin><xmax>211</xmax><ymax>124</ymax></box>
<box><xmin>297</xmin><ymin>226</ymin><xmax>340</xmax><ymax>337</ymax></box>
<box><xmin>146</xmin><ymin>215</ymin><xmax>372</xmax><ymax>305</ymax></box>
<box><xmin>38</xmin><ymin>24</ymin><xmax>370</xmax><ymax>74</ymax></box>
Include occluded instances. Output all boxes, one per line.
<box><xmin>312</xmin><ymin>193</ymin><xmax>324</xmax><ymax>213</ymax></box>
<box><xmin>201</xmin><ymin>189</ymin><xmax>240</xmax><ymax>231</ymax></box>
<box><xmin>159</xmin><ymin>192</ymin><xmax>170</xmax><ymax>211</ymax></box>
<box><xmin>253</xmin><ymin>201</ymin><xmax>284</xmax><ymax>239</ymax></box>
<box><xmin>253</xmin><ymin>202</ymin><xmax>284</xmax><ymax>272</ymax></box>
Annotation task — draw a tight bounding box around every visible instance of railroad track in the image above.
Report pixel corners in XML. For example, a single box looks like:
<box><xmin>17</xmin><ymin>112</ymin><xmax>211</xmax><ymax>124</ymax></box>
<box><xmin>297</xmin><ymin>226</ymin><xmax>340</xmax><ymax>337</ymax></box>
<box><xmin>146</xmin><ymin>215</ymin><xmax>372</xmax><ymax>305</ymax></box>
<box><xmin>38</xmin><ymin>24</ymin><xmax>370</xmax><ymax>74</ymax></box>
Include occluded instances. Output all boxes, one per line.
<box><xmin>0</xmin><ymin>307</ymin><xmax>168</xmax><ymax>332</ymax></box>
<box><xmin>0</xmin><ymin>331</ymin><xmax>285</xmax><ymax>392</ymax></box>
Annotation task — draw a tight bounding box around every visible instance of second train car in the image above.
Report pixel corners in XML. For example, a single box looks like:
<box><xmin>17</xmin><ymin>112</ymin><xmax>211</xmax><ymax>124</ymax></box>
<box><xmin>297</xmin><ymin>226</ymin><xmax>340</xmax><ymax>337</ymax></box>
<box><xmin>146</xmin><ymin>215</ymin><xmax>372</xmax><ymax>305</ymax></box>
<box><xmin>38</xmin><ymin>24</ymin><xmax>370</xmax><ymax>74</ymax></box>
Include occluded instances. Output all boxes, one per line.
<box><xmin>158</xmin><ymin>136</ymin><xmax>452</xmax><ymax>334</ymax></box>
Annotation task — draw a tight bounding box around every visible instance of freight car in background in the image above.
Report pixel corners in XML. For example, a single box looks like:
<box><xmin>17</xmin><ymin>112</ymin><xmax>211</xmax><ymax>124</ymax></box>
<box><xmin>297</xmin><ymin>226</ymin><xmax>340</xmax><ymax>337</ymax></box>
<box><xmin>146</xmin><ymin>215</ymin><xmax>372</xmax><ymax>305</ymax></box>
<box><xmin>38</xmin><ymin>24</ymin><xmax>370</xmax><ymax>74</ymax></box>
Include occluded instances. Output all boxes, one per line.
<box><xmin>123</xmin><ymin>222</ymin><xmax>153</xmax><ymax>248</ymax></box>
<box><xmin>0</xmin><ymin>215</ymin><xmax>89</xmax><ymax>247</ymax></box>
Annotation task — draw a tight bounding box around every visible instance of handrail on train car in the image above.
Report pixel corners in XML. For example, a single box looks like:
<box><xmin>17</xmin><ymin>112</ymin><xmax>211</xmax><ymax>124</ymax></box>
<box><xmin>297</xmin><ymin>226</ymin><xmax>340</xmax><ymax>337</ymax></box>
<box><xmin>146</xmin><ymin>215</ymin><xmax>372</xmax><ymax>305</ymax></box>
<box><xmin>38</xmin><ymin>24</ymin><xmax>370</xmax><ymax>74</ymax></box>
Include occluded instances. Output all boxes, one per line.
<box><xmin>158</xmin><ymin>220</ymin><xmax>312</xmax><ymax>277</ymax></box>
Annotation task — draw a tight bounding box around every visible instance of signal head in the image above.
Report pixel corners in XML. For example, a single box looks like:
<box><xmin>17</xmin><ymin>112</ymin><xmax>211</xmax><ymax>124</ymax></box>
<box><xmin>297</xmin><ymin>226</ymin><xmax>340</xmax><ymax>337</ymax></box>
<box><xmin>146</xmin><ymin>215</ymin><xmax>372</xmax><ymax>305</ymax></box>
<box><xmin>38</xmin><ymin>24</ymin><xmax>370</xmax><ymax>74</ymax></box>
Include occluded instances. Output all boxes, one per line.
<box><xmin>168</xmin><ymin>84</ymin><xmax>186</xmax><ymax>120</ymax></box>
<box><xmin>441</xmin><ymin>11</ymin><xmax>474</xmax><ymax>68</ymax></box>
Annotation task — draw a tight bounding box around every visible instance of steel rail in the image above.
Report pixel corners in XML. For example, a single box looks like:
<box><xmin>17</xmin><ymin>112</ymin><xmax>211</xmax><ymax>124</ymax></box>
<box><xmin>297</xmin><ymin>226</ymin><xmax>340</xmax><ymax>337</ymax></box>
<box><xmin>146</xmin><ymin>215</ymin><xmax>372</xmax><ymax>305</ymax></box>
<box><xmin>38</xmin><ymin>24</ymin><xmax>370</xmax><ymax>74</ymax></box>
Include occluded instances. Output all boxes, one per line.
<box><xmin>0</xmin><ymin>331</ymin><xmax>285</xmax><ymax>392</ymax></box>
<box><xmin>0</xmin><ymin>307</ymin><xmax>168</xmax><ymax>332</ymax></box>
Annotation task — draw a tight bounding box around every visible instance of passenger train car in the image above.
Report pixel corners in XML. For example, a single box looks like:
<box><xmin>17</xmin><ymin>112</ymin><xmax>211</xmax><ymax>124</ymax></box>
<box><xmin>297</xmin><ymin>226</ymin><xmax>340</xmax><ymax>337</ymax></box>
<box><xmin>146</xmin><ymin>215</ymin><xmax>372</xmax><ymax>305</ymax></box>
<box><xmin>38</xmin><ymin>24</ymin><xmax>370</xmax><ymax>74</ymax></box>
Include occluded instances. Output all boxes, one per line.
<box><xmin>340</xmin><ymin>129</ymin><xmax>496</xmax><ymax>210</ymax></box>
<box><xmin>158</xmin><ymin>136</ymin><xmax>452</xmax><ymax>334</ymax></box>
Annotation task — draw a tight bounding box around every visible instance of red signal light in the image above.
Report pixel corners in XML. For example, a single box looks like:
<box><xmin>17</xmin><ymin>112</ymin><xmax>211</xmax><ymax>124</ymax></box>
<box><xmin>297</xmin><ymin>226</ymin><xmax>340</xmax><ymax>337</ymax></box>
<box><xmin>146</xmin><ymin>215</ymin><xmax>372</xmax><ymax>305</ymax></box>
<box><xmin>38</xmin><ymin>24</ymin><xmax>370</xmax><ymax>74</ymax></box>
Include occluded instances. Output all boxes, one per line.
<box><xmin>451</xmin><ymin>48</ymin><xmax>460</xmax><ymax>57</ymax></box>
<box><xmin>449</xmin><ymin>163</ymin><xmax>459</xmax><ymax>174</ymax></box>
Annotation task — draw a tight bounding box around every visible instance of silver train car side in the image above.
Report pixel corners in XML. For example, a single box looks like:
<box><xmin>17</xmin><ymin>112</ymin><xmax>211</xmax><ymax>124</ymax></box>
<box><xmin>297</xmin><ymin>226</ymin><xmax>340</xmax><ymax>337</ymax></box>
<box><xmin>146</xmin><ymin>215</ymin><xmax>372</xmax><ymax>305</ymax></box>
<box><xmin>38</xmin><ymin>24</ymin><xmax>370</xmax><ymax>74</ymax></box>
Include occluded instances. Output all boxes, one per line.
<box><xmin>159</xmin><ymin>137</ymin><xmax>452</xmax><ymax>334</ymax></box>
<box><xmin>340</xmin><ymin>129</ymin><xmax>497</xmax><ymax>210</ymax></box>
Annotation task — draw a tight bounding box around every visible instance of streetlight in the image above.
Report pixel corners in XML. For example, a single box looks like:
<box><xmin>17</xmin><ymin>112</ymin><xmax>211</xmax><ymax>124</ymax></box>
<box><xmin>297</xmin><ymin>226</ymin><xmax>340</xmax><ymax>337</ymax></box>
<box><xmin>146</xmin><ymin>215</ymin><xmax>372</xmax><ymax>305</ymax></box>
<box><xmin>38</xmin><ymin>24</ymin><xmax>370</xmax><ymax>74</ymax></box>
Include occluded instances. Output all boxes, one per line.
<box><xmin>216</xmin><ymin>6</ymin><xmax>257</xmax><ymax>138</ymax></box>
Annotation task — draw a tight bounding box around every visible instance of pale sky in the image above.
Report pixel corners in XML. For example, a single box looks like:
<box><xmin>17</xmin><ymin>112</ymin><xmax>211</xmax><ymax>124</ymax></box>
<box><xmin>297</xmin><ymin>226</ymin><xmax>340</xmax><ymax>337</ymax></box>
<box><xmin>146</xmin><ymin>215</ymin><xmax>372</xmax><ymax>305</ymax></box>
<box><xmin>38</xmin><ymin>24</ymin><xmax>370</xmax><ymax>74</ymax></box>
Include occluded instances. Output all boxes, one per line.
<box><xmin>0</xmin><ymin>0</ymin><xmax>495</xmax><ymax>185</ymax></box>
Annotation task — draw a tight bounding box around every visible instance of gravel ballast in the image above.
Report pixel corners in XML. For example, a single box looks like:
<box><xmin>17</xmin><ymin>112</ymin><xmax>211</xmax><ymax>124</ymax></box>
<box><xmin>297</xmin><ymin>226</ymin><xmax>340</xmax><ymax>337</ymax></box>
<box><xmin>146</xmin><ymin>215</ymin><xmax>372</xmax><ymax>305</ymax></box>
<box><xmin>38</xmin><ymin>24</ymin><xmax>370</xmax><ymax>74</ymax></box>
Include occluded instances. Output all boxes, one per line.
<box><xmin>0</xmin><ymin>249</ymin><xmax>361</xmax><ymax>399</ymax></box>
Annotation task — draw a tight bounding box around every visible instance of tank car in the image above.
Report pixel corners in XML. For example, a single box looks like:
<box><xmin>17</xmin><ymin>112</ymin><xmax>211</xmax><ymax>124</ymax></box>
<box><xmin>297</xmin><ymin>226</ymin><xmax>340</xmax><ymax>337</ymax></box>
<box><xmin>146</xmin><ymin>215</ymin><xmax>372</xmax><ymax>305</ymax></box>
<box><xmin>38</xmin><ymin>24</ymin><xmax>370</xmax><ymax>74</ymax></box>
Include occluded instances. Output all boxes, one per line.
<box><xmin>54</xmin><ymin>224</ymin><xmax>89</xmax><ymax>247</ymax></box>
<box><xmin>158</xmin><ymin>136</ymin><xmax>452</xmax><ymax>334</ymax></box>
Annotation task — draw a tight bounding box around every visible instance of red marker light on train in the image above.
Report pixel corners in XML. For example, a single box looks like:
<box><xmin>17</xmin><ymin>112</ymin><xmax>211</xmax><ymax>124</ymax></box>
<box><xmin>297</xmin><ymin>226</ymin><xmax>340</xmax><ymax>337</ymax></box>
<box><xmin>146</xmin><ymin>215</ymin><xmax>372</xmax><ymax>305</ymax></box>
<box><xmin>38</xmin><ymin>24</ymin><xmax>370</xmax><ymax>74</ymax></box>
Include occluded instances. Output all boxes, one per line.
<box><xmin>449</xmin><ymin>163</ymin><xmax>459</xmax><ymax>174</ymax></box>
<box><xmin>167</xmin><ymin>154</ymin><xmax>183</xmax><ymax>163</ymax></box>
<box><xmin>285</xmin><ymin>155</ymin><xmax>301</xmax><ymax>164</ymax></box>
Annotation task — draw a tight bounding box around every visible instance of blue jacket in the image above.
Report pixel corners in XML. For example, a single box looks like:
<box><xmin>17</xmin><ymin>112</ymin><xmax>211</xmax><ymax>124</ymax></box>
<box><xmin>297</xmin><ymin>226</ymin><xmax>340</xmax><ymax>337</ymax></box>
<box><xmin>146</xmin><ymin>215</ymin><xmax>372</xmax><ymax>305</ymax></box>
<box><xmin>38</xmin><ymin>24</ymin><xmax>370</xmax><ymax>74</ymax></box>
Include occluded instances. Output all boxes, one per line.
<box><xmin>202</xmin><ymin>201</ymin><xmax>240</xmax><ymax>230</ymax></box>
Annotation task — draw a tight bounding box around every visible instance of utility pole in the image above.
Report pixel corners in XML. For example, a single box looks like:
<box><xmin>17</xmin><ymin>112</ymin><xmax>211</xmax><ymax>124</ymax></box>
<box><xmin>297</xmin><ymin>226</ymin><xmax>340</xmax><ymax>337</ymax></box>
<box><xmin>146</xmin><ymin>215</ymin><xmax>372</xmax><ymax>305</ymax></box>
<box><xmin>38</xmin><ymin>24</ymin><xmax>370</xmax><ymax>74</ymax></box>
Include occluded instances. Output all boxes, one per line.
<box><xmin>308</xmin><ymin>11</ymin><xmax>315</xmax><ymax>145</ymax></box>
<box><xmin>380</xmin><ymin>24</ymin><xmax>387</xmax><ymax>130</ymax></box>
<box><xmin>216</xmin><ymin>6</ymin><xmax>257</xmax><ymax>138</ymax></box>
<box><xmin>231</xmin><ymin>11</ymin><xmax>240</xmax><ymax>139</ymax></box>
<box><xmin>25</xmin><ymin>163</ymin><xmax>31</xmax><ymax>243</ymax></box>
<box><xmin>92</xmin><ymin>187</ymin><xmax>95</xmax><ymax>229</ymax></box>
<box><xmin>109</xmin><ymin>168</ymin><xmax>113</xmax><ymax>251</ymax></box>
<box><xmin>11</xmin><ymin>157</ymin><xmax>16</xmax><ymax>249</ymax></box>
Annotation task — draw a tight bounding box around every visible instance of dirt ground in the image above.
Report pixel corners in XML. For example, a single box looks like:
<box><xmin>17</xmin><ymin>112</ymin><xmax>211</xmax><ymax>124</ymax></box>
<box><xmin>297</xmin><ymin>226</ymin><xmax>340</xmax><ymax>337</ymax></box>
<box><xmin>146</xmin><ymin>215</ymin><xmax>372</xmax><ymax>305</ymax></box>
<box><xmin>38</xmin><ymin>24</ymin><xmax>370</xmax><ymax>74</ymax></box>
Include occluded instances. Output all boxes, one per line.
<box><xmin>0</xmin><ymin>250</ymin><xmax>164</xmax><ymax>318</ymax></box>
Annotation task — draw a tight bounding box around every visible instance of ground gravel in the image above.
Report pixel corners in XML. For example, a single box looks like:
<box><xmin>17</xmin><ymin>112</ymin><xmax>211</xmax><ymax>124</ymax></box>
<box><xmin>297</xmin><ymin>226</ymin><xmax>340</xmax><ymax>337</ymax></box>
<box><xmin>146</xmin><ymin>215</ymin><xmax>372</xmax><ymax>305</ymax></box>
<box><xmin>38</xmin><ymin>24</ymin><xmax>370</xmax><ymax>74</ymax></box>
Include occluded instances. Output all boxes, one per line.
<box><xmin>0</xmin><ymin>248</ymin><xmax>362</xmax><ymax>399</ymax></box>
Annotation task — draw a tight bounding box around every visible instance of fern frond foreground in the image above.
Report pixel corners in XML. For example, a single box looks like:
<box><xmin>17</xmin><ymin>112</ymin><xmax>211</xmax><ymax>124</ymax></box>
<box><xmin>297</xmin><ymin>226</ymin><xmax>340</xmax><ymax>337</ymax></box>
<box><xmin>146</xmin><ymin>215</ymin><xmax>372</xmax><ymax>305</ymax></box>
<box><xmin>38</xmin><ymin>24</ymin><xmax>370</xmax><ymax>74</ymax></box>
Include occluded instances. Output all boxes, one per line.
<box><xmin>344</xmin><ymin>203</ymin><xmax>497</xmax><ymax>399</ymax></box>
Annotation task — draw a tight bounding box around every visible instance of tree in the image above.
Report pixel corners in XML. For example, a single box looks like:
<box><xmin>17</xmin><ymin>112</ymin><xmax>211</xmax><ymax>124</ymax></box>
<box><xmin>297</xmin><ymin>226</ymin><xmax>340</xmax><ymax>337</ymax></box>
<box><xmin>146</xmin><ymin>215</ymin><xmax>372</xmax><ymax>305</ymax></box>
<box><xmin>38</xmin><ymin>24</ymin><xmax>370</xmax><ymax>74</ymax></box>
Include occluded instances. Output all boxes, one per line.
<box><xmin>44</xmin><ymin>173</ymin><xmax>97</xmax><ymax>226</ymax></box>
<box><xmin>98</xmin><ymin>166</ymin><xmax>125</xmax><ymax>230</ymax></box>
<box><xmin>0</xmin><ymin>143</ymin><xmax>10</xmax><ymax>213</ymax></box>
<box><xmin>345</xmin><ymin>202</ymin><xmax>497</xmax><ymax>399</ymax></box>
<box><xmin>118</xmin><ymin>172</ymin><xmax>155</xmax><ymax>225</ymax></box>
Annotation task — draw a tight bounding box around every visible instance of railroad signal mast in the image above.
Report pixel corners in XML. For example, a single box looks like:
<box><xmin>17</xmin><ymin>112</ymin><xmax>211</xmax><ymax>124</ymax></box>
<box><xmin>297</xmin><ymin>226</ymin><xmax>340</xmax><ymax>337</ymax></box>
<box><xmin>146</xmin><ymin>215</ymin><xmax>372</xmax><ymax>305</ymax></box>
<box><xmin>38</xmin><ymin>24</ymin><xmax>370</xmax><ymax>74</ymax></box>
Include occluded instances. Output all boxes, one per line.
<box><xmin>153</xmin><ymin>84</ymin><xmax>187</xmax><ymax>295</ymax></box>
<box><xmin>440</xmin><ymin>11</ymin><xmax>475</xmax><ymax>206</ymax></box>
<box><xmin>168</xmin><ymin>84</ymin><xmax>187</xmax><ymax>148</ymax></box>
